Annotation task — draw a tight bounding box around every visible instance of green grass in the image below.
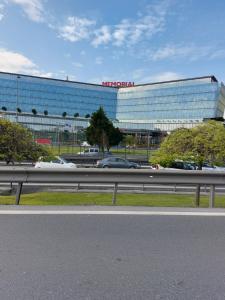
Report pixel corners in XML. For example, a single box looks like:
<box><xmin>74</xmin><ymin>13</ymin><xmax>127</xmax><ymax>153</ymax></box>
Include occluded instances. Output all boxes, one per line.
<box><xmin>0</xmin><ymin>192</ymin><xmax>225</xmax><ymax>207</ymax></box>
<box><xmin>44</xmin><ymin>145</ymin><xmax>156</xmax><ymax>156</ymax></box>
<box><xmin>47</xmin><ymin>146</ymin><xmax>80</xmax><ymax>155</ymax></box>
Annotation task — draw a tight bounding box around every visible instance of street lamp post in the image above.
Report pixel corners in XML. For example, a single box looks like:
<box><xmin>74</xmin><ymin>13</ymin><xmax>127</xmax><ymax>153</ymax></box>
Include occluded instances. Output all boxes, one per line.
<box><xmin>16</xmin><ymin>75</ymin><xmax>21</xmax><ymax>123</ymax></box>
<box><xmin>147</xmin><ymin>132</ymin><xmax>150</xmax><ymax>161</ymax></box>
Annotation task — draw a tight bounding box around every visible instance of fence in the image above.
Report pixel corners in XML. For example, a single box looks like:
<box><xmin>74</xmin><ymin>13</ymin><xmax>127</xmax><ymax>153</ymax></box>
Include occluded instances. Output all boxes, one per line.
<box><xmin>0</xmin><ymin>168</ymin><xmax>224</xmax><ymax>207</ymax></box>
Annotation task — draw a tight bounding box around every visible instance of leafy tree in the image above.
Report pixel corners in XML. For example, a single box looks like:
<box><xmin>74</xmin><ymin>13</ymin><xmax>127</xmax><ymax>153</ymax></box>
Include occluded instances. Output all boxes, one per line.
<box><xmin>150</xmin><ymin>121</ymin><xmax>225</xmax><ymax>169</ymax></box>
<box><xmin>124</xmin><ymin>135</ymin><xmax>137</xmax><ymax>148</ymax></box>
<box><xmin>2</xmin><ymin>106</ymin><xmax>7</xmax><ymax>111</ymax></box>
<box><xmin>74</xmin><ymin>113</ymin><xmax>79</xmax><ymax>118</ymax></box>
<box><xmin>86</xmin><ymin>107</ymin><xmax>122</xmax><ymax>152</ymax></box>
<box><xmin>85</xmin><ymin>114</ymin><xmax>90</xmax><ymax>118</ymax></box>
<box><xmin>17</xmin><ymin>107</ymin><xmax>22</xmax><ymax>113</ymax></box>
<box><xmin>62</xmin><ymin>112</ymin><xmax>67</xmax><ymax>118</ymax></box>
<box><xmin>107</xmin><ymin>127</ymin><xmax>123</xmax><ymax>151</ymax></box>
<box><xmin>0</xmin><ymin>119</ymin><xmax>49</xmax><ymax>164</ymax></box>
<box><xmin>32</xmin><ymin>108</ymin><xmax>37</xmax><ymax>115</ymax></box>
<box><xmin>44</xmin><ymin>110</ymin><xmax>48</xmax><ymax>116</ymax></box>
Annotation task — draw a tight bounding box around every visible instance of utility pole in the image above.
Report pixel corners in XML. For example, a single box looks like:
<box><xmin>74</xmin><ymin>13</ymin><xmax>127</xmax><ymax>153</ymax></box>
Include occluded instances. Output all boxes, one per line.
<box><xmin>16</xmin><ymin>75</ymin><xmax>21</xmax><ymax>123</ymax></box>
<box><xmin>57</xmin><ymin>125</ymin><xmax>60</xmax><ymax>155</ymax></box>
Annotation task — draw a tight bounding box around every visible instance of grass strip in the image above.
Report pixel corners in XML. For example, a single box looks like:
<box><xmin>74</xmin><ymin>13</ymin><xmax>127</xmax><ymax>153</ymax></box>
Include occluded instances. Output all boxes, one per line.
<box><xmin>0</xmin><ymin>192</ymin><xmax>225</xmax><ymax>207</ymax></box>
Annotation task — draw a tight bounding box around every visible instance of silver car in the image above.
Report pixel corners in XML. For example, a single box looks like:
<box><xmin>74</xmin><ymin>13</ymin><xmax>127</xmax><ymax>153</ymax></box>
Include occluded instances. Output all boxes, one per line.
<box><xmin>97</xmin><ymin>157</ymin><xmax>140</xmax><ymax>168</ymax></box>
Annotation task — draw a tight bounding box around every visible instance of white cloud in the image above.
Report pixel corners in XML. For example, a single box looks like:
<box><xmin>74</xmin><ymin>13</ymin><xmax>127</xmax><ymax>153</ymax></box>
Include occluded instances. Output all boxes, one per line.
<box><xmin>31</xmin><ymin>70</ymin><xmax>53</xmax><ymax>77</ymax></box>
<box><xmin>58</xmin><ymin>1</ymin><xmax>172</xmax><ymax>47</ymax></box>
<box><xmin>7</xmin><ymin>0</ymin><xmax>44</xmax><ymax>22</ymax></box>
<box><xmin>132</xmin><ymin>69</ymin><xmax>145</xmax><ymax>80</ymax></box>
<box><xmin>113</xmin><ymin>20</ymin><xmax>130</xmax><ymax>46</ymax></box>
<box><xmin>73</xmin><ymin>62</ymin><xmax>83</xmax><ymax>68</ymax></box>
<box><xmin>131</xmin><ymin>68</ymin><xmax>182</xmax><ymax>83</ymax></box>
<box><xmin>0</xmin><ymin>48</ymin><xmax>52</xmax><ymax>77</ymax></box>
<box><xmin>58</xmin><ymin>16</ymin><xmax>96</xmax><ymax>42</ymax></box>
<box><xmin>146</xmin><ymin>44</ymin><xmax>225</xmax><ymax>62</ymax></box>
<box><xmin>65</xmin><ymin>53</ymin><xmax>71</xmax><ymax>58</ymax></box>
<box><xmin>0</xmin><ymin>48</ymin><xmax>36</xmax><ymax>73</ymax></box>
<box><xmin>92</xmin><ymin>0</ymin><xmax>171</xmax><ymax>47</ymax></box>
<box><xmin>95</xmin><ymin>57</ymin><xmax>103</xmax><ymax>65</ymax></box>
<box><xmin>0</xmin><ymin>4</ymin><xmax>4</xmax><ymax>21</ymax></box>
<box><xmin>92</xmin><ymin>25</ymin><xmax>111</xmax><ymax>47</ymax></box>
<box><xmin>209</xmin><ymin>49</ymin><xmax>225</xmax><ymax>60</ymax></box>
<box><xmin>140</xmin><ymin>72</ymin><xmax>183</xmax><ymax>83</ymax></box>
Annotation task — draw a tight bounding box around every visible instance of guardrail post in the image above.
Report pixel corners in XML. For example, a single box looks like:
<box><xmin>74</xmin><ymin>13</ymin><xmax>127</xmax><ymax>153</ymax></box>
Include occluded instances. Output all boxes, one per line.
<box><xmin>112</xmin><ymin>183</ymin><xmax>118</xmax><ymax>205</ymax></box>
<box><xmin>174</xmin><ymin>184</ymin><xmax>177</xmax><ymax>192</ymax></box>
<box><xmin>15</xmin><ymin>182</ymin><xmax>23</xmax><ymax>205</ymax></box>
<box><xmin>209</xmin><ymin>185</ymin><xmax>215</xmax><ymax>208</ymax></box>
<box><xmin>195</xmin><ymin>184</ymin><xmax>200</xmax><ymax>207</ymax></box>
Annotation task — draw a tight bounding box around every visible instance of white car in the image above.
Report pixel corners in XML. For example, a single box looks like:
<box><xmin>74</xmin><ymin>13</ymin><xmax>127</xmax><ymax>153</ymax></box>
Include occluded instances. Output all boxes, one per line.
<box><xmin>77</xmin><ymin>147</ymin><xmax>99</xmax><ymax>155</ymax></box>
<box><xmin>81</xmin><ymin>141</ymin><xmax>90</xmax><ymax>147</ymax></box>
<box><xmin>34</xmin><ymin>156</ymin><xmax>77</xmax><ymax>169</ymax></box>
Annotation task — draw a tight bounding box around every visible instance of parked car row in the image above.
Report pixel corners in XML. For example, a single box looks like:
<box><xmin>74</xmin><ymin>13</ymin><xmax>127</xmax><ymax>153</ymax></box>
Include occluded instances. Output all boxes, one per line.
<box><xmin>34</xmin><ymin>156</ymin><xmax>140</xmax><ymax>169</ymax></box>
<box><xmin>34</xmin><ymin>156</ymin><xmax>225</xmax><ymax>171</ymax></box>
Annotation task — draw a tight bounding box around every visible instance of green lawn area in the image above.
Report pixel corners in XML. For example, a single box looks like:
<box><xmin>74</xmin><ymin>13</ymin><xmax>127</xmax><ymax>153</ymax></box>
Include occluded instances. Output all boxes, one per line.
<box><xmin>0</xmin><ymin>192</ymin><xmax>225</xmax><ymax>207</ymax></box>
<box><xmin>45</xmin><ymin>145</ymin><xmax>155</xmax><ymax>156</ymax></box>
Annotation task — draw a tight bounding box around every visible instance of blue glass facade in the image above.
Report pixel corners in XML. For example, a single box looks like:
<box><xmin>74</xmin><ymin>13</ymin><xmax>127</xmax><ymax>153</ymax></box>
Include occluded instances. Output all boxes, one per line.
<box><xmin>0</xmin><ymin>72</ymin><xmax>225</xmax><ymax>133</ymax></box>
<box><xmin>0</xmin><ymin>72</ymin><xmax>117</xmax><ymax>119</ymax></box>
<box><xmin>117</xmin><ymin>77</ymin><xmax>225</xmax><ymax>122</ymax></box>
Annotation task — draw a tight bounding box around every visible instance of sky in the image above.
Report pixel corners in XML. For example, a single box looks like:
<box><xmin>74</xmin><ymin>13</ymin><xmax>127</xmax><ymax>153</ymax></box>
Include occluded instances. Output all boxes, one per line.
<box><xmin>0</xmin><ymin>0</ymin><xmax>225</xmax><ymax>84</ymax></box>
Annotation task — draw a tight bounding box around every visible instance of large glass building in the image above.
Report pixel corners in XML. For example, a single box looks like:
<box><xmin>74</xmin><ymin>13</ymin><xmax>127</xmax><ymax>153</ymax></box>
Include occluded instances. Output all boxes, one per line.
<box><xmin>117</xmin><ymin>76</ymin><xmax>225</xmax><ymax>131</ymax></box>
<box><xmin>0</xmin><ymin>71</ymin><xmax>225</xmax><ymax>137</ymax></box>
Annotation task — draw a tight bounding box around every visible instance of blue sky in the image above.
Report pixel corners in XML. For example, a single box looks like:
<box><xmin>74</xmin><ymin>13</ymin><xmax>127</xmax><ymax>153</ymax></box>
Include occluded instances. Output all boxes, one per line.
<box><xmin>0</xmin><ymin>0</ymin><xmax>225</xmax><ymax>84</ymax></box>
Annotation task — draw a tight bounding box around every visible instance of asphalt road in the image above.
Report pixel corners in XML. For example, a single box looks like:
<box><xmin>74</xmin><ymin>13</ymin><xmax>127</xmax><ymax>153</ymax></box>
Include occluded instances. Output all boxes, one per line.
<box><xmin>1</xmin><ymin>212</ymin><xmax>225</xmax><ymax>299</ymax></box>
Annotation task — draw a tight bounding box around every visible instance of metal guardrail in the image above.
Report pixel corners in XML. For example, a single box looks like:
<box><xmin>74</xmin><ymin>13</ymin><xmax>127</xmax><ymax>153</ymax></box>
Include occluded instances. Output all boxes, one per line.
<box><xmin>0</xmin><ymin>168</ymin><xmax>225</xmax><ymax>206</ymax></box>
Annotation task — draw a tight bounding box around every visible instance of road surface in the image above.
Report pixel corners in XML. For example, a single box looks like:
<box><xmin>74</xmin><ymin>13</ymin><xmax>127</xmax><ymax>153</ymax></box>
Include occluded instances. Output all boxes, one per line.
<box><xmin>0</xmin><ymin>207</ymin><xmax>225</xmax><ymax>299</ymax></box>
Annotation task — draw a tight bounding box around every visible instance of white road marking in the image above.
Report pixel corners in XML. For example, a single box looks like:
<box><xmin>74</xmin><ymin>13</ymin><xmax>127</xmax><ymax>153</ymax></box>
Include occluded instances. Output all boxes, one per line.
<box><xmin>0</xmin><ymin>210</ymin><xmax>225</xmax><ymax>216</ymax></box>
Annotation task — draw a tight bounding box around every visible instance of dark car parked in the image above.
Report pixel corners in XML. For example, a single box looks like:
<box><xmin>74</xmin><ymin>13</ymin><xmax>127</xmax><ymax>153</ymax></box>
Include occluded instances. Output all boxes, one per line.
<box><xmin>96</xmin><ymin>157</ymin><xmax>140</xmax><ymax>168</ymax></box>
<box><xmin>170</xmin><ymin>161</ymin><xmax>197</xmax><ymax>170</ymax></box>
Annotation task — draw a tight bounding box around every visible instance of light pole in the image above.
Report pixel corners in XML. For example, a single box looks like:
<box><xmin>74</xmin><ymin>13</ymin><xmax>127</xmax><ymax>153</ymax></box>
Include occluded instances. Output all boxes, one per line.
<box><xmin>16</xmin><ymin>75</ymin><xmax>21</xmax><ymax>123</ymax></box>
<box><xmin>147</xmin><ymin>131</ymin><xmax>150</xmax><ymax>161</ymax></box>
<box><xmin>57</xmin><ymin>125</ymin><xmax>61</xmax><ymax>155</ymax></box>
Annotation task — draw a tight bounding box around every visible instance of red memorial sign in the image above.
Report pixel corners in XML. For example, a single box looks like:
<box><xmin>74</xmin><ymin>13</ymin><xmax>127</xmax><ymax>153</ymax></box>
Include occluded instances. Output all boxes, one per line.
<box><xmin>102</xmin><ymin>82</ymin><xmax>135</xmax><ymax>87</ymax></box>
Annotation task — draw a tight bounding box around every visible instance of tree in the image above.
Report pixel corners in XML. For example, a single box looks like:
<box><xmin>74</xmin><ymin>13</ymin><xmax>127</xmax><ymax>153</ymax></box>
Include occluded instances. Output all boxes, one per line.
<box><xmin>74</xmin><ymin>113</ymin><xmax>79</xmax><ymax>118</ymax></box>
<box><xmin>32</xmin><ymin>108</ymin><xmax>37</xmax><ymax>115</ymax></box>
<box><xmin>62</xmin><ymin>112</ymin><xmax>67</xmax><ymax>118</ymax></box>
<box><xmin>86</xmin><ymin>107</ymin><xmax>123</xmax><ymax>152</ymax></box>
<box><xmin>17</xmin><ymin>107</ymin><xmax>22</xmax><ymax>113</ymax></box>
<box><xmin>124</xmin><ymin>135</ymin><xmax>136</xmax><ymax>148</ymax></box>
<box><xmin>44</xmin><ymin>110</ymin><xmax>48</xmax><ymax>116</ymax></box>
<box><xmin>1</xmin><ymin>106</ymin><xmax>7</xmax><ymax>111</ymax></box>
<box><xmin>0</xmin><ymin>119</ymin><xmax>49</xmax><ymax>164</ymax></box>
<box><xmin>107</xmin><ymin>127</ymin><xmax>123</xmax><ymax>151</ymax></box>
<box><xmin>85</xmin><ymin>114</ymin><xmax>90</xmax><ymax>118</ymax></box>
<box><xmin>150</xmin><ymin>121</ymin><xmax>225</xmax><ymax>169</ymax></box>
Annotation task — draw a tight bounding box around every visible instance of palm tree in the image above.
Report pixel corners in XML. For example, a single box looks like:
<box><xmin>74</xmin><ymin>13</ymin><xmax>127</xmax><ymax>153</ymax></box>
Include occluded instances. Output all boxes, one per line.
<box><xmin>74</xmin><ymin>112</ymin><xmax>79</xmax><ymax>118</ymax></box>
<box><xmin>62</xmin><ymin>112</ymin><xmax>67</xmax><ymax>118</ymax></box>
<box><xmin>1</xmin><ymin>106</ymin><xmax>7</xmax><ymax>111</ymax></box>
<box><xmin>44</xmin><ymin>110</ymin><xmax>48</xmax><ymax>116</ymax></box>
<box><xmin>32</xmin><ymin>108</ymin><xmax>37</xmax><ymax>115</ymax></box>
